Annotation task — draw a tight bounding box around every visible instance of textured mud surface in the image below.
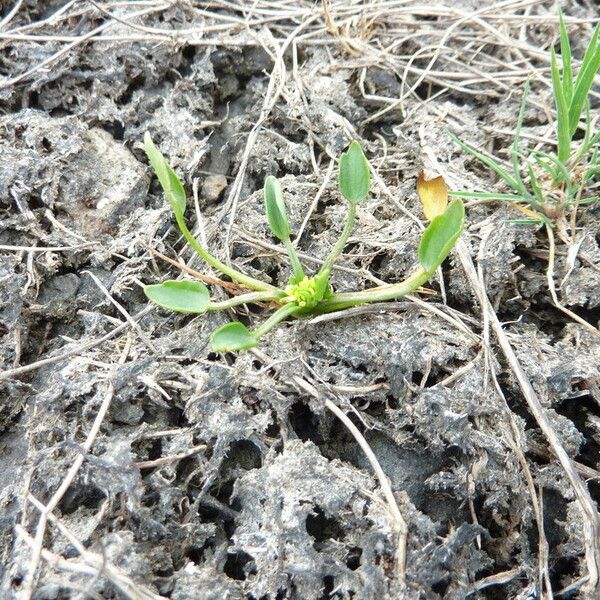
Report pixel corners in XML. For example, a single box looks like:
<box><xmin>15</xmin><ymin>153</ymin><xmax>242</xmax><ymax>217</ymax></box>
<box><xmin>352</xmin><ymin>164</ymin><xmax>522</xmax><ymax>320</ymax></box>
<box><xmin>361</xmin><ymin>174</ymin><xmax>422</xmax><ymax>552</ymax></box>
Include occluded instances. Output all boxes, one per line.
<box><xmin>1</xmin><ymin>1</ymin><xmax>600</xmax><ymax>599</ymax></box>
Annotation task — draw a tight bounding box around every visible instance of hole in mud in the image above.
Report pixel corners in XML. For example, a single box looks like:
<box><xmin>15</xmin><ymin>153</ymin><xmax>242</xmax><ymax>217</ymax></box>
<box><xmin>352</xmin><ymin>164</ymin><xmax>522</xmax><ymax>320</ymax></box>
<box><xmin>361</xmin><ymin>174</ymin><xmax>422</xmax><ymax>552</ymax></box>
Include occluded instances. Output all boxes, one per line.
<box><xmin>141</xmin><ymin>403</ymin><xmax>183</xmax><ymax>428</ymax></box>
<box><xmin>224</xmin><ymin>550</ymin><xmax>256</xmax><ymax>580</ymax></box>
<box><xmin>319</xmin><ymin>575</ymin><xmax>335</xmax><ymax>599</ymax></box>
<box><xmin>431</xmin><ymin>578</ymin><xmax>450</xmax><ymax>596</ymax></box>
<box><xmin>306</xmin><ymin>507</ymin><xmax>345</xmax><ymax>548</ymax></box>
<box><xmin>146</xmin><ymin>438</ymin><xmax>163</xmax><ymax>462</ymax></box>
<box><xmin>186</xmin><ymin>545</ymin><xmax>205</xmax><ymax>565</ymax></box>
<box><xmin>173</xmin><ymin>453</ymin><xmax>200</xmax><ymax>482</ymax></box>
<box><xmin>550</xmin><ymin>556</ymin><xmax>580</xmax><ymax>594</ymax></box>
<box><xmin>414</xmin><ymin>80</ymin><xmax>445</xmax><ymax>101</ymax></box>
<box><xmin>385</xmin><ymin>393</ymin><xmax>399</xmax><ymax>410</ymax></box>
<box><xmin>411</xmin><ymin>370</ymin><xmax>425</xmax><ymax>386</ymax></box>
<box><xmin>367</xmin><ymin>251</ymin><xmax>388</xmax><ymax>278</ymax></box>
<box><xmin>222</xmin><ymin>439</ymin><xmax>263</xmax><ymax>472</ymax></box>
<box><xmin>209</xmin><ymin>440</ymin><xmax>263</xmax><ymax>507</ymax></box>
<box><xmin>542</xmin><ymin>488</ymin><xmax>569</xmax><ymax>550</ymax></box>
<box><xmin>555</xmin><ymin>395</ymin><xmax>600</xmax><ymax>473</ymax></box>
<box><xmin>117</xmin><ymin>73</ymin><xmax>146</xmax><ymax>105</ymax></box>
<box><xmin>97</xmin><ymin>120</ymin><xmax>125</xmax><ymax>141</ymax></box>
<box><xmin>264</xmin><ymin>419</ymin><xmax>281</xmax><ymax>439</ymax></box>
<box><xmin>58</xmin><ymin>484</ymin><xmax>105</xmax><ymax>515</ymax></box>
<box><xmin>211</xmin><ymin>478</ymin><xmax>234</xmax><ymax>508</ymax></box>
<box><xmin>27</xmin><ymin>90</ymin><xmax>40</xmax><ymax>109</ymax></box>
<box><xmin>178</xmin><ymin>45</ymin><xmax>197</xmax><ymax>78</ymax></box>
<box><xmin>196</xmin><ymin>497</ymin><xmax>236</xmax><ymax>533</ymax></box>
<box><xmin>288</xmin><ymin>401</ymin><xmax>323</xmax><ymax>445</ymax></box>
<box><xmin>346</xmin><ymin>546</ymin><xmax>362</xmax><ymax>570</ymax></box>
<box><xmin>245</xmin><ymin>302</ymin><xmax>266</xmax><ymax>316</ymax></box>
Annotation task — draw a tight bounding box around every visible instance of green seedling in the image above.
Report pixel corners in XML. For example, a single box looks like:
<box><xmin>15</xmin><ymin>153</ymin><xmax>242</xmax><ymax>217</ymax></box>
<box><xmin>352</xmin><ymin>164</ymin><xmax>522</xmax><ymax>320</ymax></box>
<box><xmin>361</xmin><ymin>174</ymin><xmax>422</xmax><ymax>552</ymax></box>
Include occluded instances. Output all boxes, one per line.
<box><xmin>143</xmin><ymin>134</ymin><xmax>464</xmax><ymax>352</ymax></box>
<box><xmin>449</xmin><ymin>13</ymin><xmax>600</xmax><ymax>228</ymax></box>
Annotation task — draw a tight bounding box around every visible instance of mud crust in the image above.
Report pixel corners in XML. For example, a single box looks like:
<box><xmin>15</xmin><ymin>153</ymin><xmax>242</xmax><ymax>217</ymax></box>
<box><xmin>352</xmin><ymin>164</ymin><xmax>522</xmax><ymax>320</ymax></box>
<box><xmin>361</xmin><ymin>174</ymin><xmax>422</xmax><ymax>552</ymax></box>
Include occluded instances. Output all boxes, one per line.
<box><xmin>1</xmin><ymin>1</ymin><xmax>600</xmax><ymax>599</ymax></box>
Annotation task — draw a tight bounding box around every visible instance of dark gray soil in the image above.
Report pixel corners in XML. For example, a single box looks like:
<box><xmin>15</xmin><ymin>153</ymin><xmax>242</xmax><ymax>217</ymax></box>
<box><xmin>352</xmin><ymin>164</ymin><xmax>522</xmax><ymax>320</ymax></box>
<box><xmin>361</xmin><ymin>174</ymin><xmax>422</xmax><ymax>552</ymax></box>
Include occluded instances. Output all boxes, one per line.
<box><xmin>1</xmin><ymin>1</ymin><xmax>600</xmax><ymax>599</ymax></box>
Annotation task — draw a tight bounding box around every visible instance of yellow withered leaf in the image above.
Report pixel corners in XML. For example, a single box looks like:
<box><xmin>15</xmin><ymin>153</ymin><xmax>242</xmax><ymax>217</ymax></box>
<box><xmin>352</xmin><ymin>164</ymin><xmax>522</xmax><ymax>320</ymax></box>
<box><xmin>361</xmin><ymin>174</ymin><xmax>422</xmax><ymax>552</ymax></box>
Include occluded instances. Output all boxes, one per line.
<box><xmin>513</xmin><ymin>203</ymin><xmax>543</xmax><ymax>220</ymax></box>
<box><xmin>417</xmin><ymin>171</ymin><xmax>448</xmax><ymax>221</ymax></box>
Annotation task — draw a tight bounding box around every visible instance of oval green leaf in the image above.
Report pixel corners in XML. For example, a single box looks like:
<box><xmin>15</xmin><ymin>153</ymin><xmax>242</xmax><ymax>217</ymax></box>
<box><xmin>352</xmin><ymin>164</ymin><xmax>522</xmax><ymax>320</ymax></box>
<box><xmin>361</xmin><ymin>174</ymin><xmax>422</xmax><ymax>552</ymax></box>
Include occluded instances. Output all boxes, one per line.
<box><xmin>144</xmin><ymin>132</ymin><xmax>186</xmax><ymax>216</ymax></box>
<box><xmin>210</xmin><ymin>322</ymin><xmax>257</xmax><ymax>352</ymax></box>
<box><xmin>339</xmin><ymin>141</ymin><xmax>370</xmax><ymax>204</ymax></box>
<box><xmin>418</xmin><ymin>199</ymin><xmax>465</xmax><ymax>272</ymax></box>
<box><xmin>144</xmin><ymin>279</ymin><xmax>210</xmax><ymax>313</ymax></box>
<box><xmin>264</xmin><ymin>175</ymin><xmax>290</xmax><ymax>241</ymax></box>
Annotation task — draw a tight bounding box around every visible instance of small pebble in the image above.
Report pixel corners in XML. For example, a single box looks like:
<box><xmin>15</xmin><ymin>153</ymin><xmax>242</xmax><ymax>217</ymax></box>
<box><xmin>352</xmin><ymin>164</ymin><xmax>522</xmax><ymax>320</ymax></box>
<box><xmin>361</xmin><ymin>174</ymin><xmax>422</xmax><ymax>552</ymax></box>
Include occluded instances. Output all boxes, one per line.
<box><xmin>202</xmin><ymin>174</ymin><xmax>228</xmax><ymax>203</ymax></box>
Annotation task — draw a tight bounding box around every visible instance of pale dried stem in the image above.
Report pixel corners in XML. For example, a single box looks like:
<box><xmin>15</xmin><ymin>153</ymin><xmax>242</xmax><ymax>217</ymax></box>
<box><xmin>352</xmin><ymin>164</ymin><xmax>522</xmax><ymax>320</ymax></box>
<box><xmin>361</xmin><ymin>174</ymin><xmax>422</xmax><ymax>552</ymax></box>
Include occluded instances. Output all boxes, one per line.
<box><xmin>456</xmin><ymin>237</ymin><xmax>600</xmax><ymax>594</ymax></box>
<box><xmin>19</xmin><ymin>335</ymin><xmax>133</xmax><ymax>599</ymax></box>
<box><xmin>293</xmin><ymin>376</ymin><xmax>408</xmax><ymax>584</ymax></box>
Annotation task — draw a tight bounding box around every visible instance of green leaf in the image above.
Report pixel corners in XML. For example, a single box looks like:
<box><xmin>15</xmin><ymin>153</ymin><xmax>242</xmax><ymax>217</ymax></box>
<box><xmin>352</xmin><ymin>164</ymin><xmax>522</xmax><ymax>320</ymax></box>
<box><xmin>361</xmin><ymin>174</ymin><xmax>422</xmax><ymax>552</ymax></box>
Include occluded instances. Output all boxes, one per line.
<box><xmin>264</xmin><ymin>175</ymin><xmax>291</xmax><ymax>242</ymax></box>
<box><xmin>339</xmin><ymin>141</ymin><xmax>370</xmax><ymax>204</ymax></box>
<box><xmin>559</xmin><ymin>11</ymin><xmax>573</xmax><ymax>104</ymax></box>
<box><xmin>550</xmin><ymin>48</ymin><xmax>571</xmax><ymax>163</ymax></box>
<box><xmin>569</xmin><ymin>22</ymin><xmax>600</xmax><ymax>136</ymax></box>
<box><xmin>144</xmin><ymin>132</ymin><xmax>186</xmax><ymax>216</ymax></box>
<box><xmin>210</xmin><ymin>322</ymin><xmax>257</xmax><ymax>352</ymax></box>
<box><xmin>418</xmin><ymin>199</ymin><xmax>465</xmax><ymax>272</ymax></box>
<box><xmin>144</xmin><ymin>279</ymin><xmax>210</xmax><ymax>313</ymax></box>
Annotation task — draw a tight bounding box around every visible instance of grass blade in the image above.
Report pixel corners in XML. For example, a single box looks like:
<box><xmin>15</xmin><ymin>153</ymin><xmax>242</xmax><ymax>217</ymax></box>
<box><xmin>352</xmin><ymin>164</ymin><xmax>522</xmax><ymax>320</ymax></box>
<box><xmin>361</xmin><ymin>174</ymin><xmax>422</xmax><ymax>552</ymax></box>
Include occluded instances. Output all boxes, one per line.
<box><xmin>576</xmin><ymin>121</ymin><xmax>600</xmax><ymax>161</ymax></box>
<box><xmin>569</xmin><ymin>22</ymin><xmax>600</xmax><ymax>136</ymax></box>
<box><xmin>448</xmin><ymin>190</ymin><xmax>525</xmax><ymax>200</ymax></box>
<box><xmin>580</xmin><ymin>195</ymin><xmax>600</xmax><ymax>205</ymax></box>
<box><xmin>531</xmin><ymin>149</ymin><xmax>572</xmax><ymax>190</ymax></box>
<box><xmin>584</xmin><ymin>165</ymin><xmax>600</xmax><ymax>177</ymax></box>
<box><xmin>527</xmin><ymin>163</ymin><xmax>544</xmax><ymax>204</ymax></box>
<box><xmin>559</xmin><ymin>11</ymin><xmax>573</xmax><ymax>104</ymax></box>
<box><xmin>507</xmin><ymin>219</ymin><xmax>546</xmax><ymax>226</ymax></box>
<box><xmin>533</xmin><ymin>157</ymin><xmax>558</xmax><ymax>180</ymax></box>
<box><xmin>511</xmin><ymin>82</ymin><xmax>531</xmax><ymax>197</ymax></box>
<box><xmin>550</xmin><ymin>48</ymin><xmax>572</xmax><ymax>163</ymax></box>
<box><xmin>448</xmin><ymin>131</ymin><xmax>521</xmax><ymax>192</ymax></box>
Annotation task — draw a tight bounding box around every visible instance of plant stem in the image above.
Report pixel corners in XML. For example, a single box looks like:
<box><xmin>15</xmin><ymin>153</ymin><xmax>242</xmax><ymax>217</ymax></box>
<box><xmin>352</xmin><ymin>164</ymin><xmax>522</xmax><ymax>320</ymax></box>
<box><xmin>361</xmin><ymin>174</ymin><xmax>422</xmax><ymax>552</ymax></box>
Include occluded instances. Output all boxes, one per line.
<box><xmin>316</xmin><ymin>267</ymin><xmax>430</xmax><ymax>312</ymax></box>
<box><xmin>252</xmin><ymin>302</ymin><xmax>300</xmax><ymax>339</ymax></box>
<box><xmin>174</xmin><ymin>212</ymin><xmax>278</xmax><ymax>293</ymax></box>
<box><xmin>283</xmin><ymin>237</ymin><xmax>305</xmax><ymax>281</ymax></box>
<box><xmin>319</xmin><ymin>202</ymin><xmax>357</xmax><ymax>276</ymax></box>
<box><xmin>207</xmin><ymin>290</ymin><xmax>283</xmax><ymax>311</ymax></box>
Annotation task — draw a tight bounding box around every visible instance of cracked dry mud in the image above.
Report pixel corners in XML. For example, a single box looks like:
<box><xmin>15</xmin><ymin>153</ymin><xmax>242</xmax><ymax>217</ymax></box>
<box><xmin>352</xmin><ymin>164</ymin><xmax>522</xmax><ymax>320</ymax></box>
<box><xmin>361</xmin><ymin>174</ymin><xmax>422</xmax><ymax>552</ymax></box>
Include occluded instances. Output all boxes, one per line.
<box><xmin>1</xmin><ymin>1</ymin><xmax>600</xmax><ymax>599</ymax></box>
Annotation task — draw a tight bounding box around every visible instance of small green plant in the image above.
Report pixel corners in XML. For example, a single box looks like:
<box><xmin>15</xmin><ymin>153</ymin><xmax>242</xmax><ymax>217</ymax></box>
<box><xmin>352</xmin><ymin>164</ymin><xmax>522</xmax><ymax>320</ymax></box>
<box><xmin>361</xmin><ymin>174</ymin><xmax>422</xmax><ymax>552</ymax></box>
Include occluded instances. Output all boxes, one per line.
<box><xmin>143</xmin><ymin>134</ymin><xmax>464</xmax><ymax>352</ymax></box>
<box><xmin>450</xmin><ymin>13</ymin><xmax>600</xmax><ymax>228</ymax></box>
